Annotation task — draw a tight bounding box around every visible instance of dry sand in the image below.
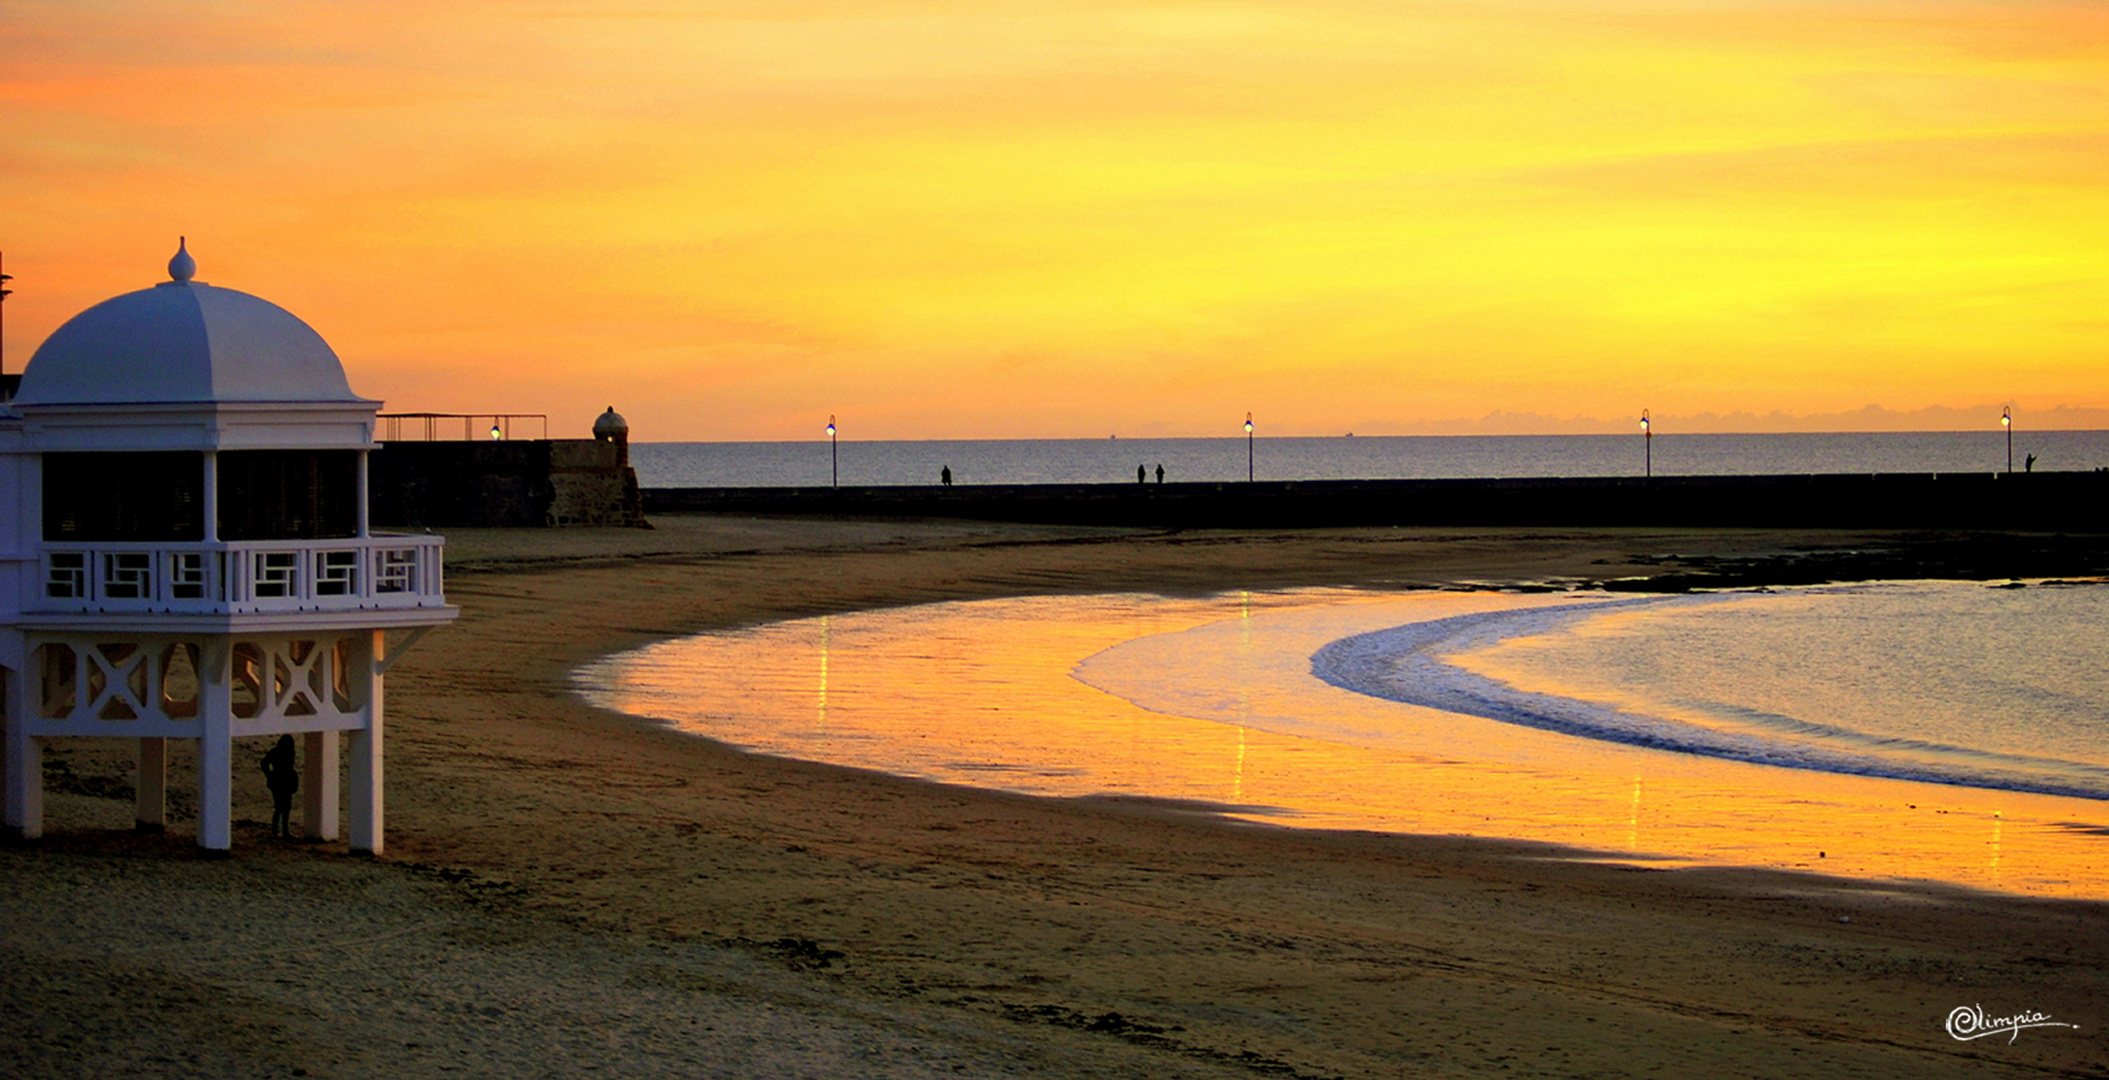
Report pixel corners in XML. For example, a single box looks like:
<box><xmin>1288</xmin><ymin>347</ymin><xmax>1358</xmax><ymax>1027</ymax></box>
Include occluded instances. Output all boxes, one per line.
<box><xmin>4</xmin><ymin>517</ymin><xmax>2103</xmax><ymax>1079</ymax></box>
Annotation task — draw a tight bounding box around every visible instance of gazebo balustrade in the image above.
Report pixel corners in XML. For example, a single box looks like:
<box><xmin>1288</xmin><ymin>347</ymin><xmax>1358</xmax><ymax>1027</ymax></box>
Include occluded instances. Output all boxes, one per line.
<box><xmin>30</xmin><ymin>534</ymin><xmax>446</xmax><ymax>615</ymax></box>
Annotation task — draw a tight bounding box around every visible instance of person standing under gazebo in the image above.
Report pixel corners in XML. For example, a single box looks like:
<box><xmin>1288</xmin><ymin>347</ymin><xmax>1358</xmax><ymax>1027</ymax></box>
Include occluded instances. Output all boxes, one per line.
<box><xmin>260</xmin><ymin>736</ymin><xmax>299</xmax><ymax>839</ymax></box>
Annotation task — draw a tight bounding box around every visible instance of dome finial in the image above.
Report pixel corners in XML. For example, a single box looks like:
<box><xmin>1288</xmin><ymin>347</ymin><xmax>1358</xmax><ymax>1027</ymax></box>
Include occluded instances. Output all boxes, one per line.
<box><xmin>168</xmin><ymin>236</ymin><xmax>195</xmax><ymax>283</ymax></box>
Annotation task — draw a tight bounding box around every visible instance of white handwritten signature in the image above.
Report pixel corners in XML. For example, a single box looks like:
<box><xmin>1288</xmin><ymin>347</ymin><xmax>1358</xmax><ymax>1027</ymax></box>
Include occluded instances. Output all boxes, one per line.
<box><xmin>1946</xmin><ymin>1004</ymin><xmax>2078</xmax><ymax>1044</ymax></box>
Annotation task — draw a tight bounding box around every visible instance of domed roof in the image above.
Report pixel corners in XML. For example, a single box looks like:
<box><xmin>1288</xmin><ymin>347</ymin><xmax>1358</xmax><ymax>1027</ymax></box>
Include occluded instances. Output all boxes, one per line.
<box><xmin>14</xmin><ymin>240</ymin><xmax>370</xmax><ymax>407</ymax></box>
<box><xmin>592</xmin><ymin>406</ymin><xmax>629</xmax><ymax>439</ymax></box>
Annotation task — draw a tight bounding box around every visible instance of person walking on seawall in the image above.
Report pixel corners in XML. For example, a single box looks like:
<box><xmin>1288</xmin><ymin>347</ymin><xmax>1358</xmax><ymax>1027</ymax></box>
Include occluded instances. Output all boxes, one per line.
<box><xmin>941</xmin><ymin>465</ymin><xmax>952</xmax><ymax>487</ymax></box>
<box><xmin>260</xmin><ymin>735</ymin><xmax>299</xmax><ymax>839</ymax></box>
<box><xmin>2025</xmin><ymin>453</ymin><xmax>2036</xmax><ymax>473</ymax></box>
<box><xmin>1155</xmin><ymin>463</ymin><xmax>1165</xmax><ymax>483</ymax></box>
<box><xmin>1137</xmin><ymin>464</ymin><xmax>1146</xmax><ymax>484</ymax></box>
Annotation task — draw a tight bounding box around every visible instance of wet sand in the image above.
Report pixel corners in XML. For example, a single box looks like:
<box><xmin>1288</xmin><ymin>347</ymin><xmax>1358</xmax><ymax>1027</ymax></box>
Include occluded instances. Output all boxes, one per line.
<box><xmin>5</xmin><ymin>517</ymin><xmax>2104</xmax><ymax>1078</ymax></box>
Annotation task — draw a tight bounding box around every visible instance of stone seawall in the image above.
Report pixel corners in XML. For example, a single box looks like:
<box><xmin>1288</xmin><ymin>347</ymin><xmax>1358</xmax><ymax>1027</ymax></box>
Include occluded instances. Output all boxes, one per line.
<box><xmin>644</xmin><ymin>471</ymin><xmax>2108</xmax><ymax>531</ymax></box>
<box><xmin>373</xmin><ymin>440</ymin><xmax>648</xmax><ymax>528</ymax></box>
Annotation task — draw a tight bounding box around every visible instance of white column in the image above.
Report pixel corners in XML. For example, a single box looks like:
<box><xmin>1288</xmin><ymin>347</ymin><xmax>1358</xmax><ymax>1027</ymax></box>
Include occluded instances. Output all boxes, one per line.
<box><xmin>356</xmin><ymin>450</ymin><xmax>371</xmax><ymax>538</ymax></box>
<box><xmin>3</xmin><ymin>656</ymin><xmax>41</xmax><ymax>842</ymax></box>
<box><xmin>349</xmin><ymin>630</ymin><xmax>384</xmax><ymax>855</ymax></box>
<box><xmin>202</xmin><ymin>451</ymin><xmax>219</xmax><ymax>542</ymax></box>
<box><xmin>196</xmin><ymin>640</ymin><xmax>232</xmax><ymax>852</ymax></box>
<box><xmin>135</xmin><ymin>736</ymin><xmax>167</xmax><ymax>832</ymax></box>
<box><xmin>303</xmin><ymin>730</ymin><xmax>338</xmax><ymax>841</ymax></box>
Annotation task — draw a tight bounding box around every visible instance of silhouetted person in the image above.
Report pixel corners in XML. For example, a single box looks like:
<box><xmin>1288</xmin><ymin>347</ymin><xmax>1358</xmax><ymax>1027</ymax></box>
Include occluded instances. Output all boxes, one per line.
<box><xmin>2025</xmin><ymin>453</ymin><xmax>2036</xmax><ymax>473</ymax></box>
<box><xmin>260</xmin><ymin>734</ymin><xmax>299</xmax><ymax>839</ymax></box>
<box><xmin>1155</xmin><ymin>463</ymin><xmax>1164</xmax><ymax>484</ymax></box>
<box><xmin>1137</xmin><ymin>464</ymin><xmax>1146</xmax><ymax>484</ymax></box>
<box><xmin>941</xmin><ymin>465</ymin><xmax>953</xmax><ymax>486</ymax></box>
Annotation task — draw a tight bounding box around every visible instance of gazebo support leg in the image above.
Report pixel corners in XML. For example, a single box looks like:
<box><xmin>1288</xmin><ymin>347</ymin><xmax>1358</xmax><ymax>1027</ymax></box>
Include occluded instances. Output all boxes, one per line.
<box><xmin>197</xmin><ymin>712</ymin><xmax>232</xmax><ymax>852</ymax></box>
<box><xmin>303</xmin><ymin>730</ymin><xmax>338</xmax><ymax>841</ymax></box>
<box><xmin>3</xmin><ymin>729</ymin><xmax>41</xmax><ymax>843</ymax></box>
<box><xmin>196</xmin><ymin>642</ymin><xmax>233</xmax><ymax>852</ymax></box>
<box><xmin>135</xmin><ymin>736</ymin><xmax>167</xmax><ymax>833</ymax></box>
<box><xmin>4</xmin><ymin>659</ymin><xmax>39</xmax><ymax>841</ymax></box>
<box><xmin>349</xmin><ymin>631</ymin><xmax>384</xmax><ymax>855</ymax></box>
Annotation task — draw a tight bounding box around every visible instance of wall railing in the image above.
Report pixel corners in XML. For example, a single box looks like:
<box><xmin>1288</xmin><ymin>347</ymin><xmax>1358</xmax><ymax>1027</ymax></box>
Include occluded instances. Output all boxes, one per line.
<box><xmin>378</xmin><ymin>413</ymin><xmax>548</xmax><ymax>442</ymax></box>
<box><xmin>30</xmin><ymin>535</ymin><xmax>447</xmax><ymax>615</ymax></box>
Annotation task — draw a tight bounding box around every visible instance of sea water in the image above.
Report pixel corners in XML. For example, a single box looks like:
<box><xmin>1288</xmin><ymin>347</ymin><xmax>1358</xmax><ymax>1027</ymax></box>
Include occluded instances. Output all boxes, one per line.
<box><xmin>631</xmin><ymin>430</ymin><xmax>2109</xmax><ymax>488</ymax></box>
<box><xmin>1313</xmin><ymin>580</ymin><xmax>2109</xmax><ymax>802</ymax></box>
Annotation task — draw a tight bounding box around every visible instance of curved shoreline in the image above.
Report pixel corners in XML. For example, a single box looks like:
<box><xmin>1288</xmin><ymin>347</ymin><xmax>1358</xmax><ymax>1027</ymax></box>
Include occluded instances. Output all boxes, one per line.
<box><xmin>581</xmin><ymin>559</ymin><xmax>2109</xmax><ymax>899</ymax></box>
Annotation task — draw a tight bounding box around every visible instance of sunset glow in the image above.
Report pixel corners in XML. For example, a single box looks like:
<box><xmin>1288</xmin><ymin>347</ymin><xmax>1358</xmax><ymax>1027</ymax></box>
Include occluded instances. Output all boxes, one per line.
<box><xmin>5</xmin><ymin>0</ymin><xmax>2107</xmax><ymax>438</ymax></box>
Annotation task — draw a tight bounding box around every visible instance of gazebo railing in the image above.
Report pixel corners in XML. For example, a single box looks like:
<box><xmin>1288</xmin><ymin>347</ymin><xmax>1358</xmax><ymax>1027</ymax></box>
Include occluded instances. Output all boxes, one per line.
<box><xmin>30</xmin><ymin>534</ymin><xmax>446</xmax><ymax>615</ymax></box>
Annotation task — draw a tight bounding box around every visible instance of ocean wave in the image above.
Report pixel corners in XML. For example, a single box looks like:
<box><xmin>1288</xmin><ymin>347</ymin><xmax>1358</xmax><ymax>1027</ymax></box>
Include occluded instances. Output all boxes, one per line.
<box><xmin>1310</xmin><ymin>597</ymin><xmax>2109</xmax><ymax>802</ymax></box>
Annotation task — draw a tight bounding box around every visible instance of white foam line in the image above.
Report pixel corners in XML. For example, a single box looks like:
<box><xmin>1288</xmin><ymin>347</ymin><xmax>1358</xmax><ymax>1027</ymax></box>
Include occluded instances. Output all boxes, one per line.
<box><xmin>1310</xmin><ymin>596</ymin><xmax>2109</xmax><ymax>802</ymax></box>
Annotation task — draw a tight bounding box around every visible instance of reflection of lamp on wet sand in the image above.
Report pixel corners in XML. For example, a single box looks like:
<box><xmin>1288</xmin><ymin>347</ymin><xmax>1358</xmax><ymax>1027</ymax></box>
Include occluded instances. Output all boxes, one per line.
<box><xmin>1640</xmin><ymin>409</ymin><xmax>1651</xmax><ymax>478</ymax></box>
<box><xmin>2002</xmin><ymin>406</ymin><xmax>2012</xmax><ymax>474</ymax></box>
<box><xmin>1245</xmin><ymin>412</ymin><xmax>1254</xmax><ymax>482</ymax></box>
<box><xmin>826</xmin><ymin>415</ymin><xmax>837</xmax><ymax>488</ymax></box>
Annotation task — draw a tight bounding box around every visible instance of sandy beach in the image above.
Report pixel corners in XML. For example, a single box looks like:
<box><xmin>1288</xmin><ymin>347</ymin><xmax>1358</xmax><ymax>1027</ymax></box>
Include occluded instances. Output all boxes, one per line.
<box><xmin>4</xmin><ymin>517</ymin><xmax>2103</xmax><ymax>1079</ymax></box>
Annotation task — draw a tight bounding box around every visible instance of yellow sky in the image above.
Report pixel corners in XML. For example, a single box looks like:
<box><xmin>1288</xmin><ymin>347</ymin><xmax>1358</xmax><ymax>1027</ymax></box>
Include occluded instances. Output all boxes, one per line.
<box><xmin>4</xmin><ymin>0</ymin><xmax>2106</xmax><ymax>438</ymax></box>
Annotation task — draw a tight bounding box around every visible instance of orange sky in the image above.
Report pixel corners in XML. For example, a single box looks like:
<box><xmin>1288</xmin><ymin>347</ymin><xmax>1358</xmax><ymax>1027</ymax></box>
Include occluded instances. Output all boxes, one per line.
<box><xmin>4</xmin><ymin>0</ymin><xmax>2107</xmax><ymax>439</ymax></box>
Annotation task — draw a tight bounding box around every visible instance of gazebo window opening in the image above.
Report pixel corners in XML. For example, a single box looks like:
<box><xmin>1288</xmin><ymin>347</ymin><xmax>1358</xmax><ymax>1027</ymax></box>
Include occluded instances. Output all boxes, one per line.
<box><xmin>231</xmin><ymin>643</ymin><xmax>265</xmax><ymax>719</ymax></box>
<box><xmin>161</xmin><ymin>643</ymin><xmax>201</xmax><ymax>719</ymax></box>
<box><xmin>330</xmin><ymin>637</ymin><xmax>363</xmax><ymax>712</ymax></box>
<box><xmin>43</xmin><ymin>452</ymin><xmax>204</xmax><ymax>542</ymax></box>
<box><xmin>36</xmin><ymin>644</ymin><xmax>77</xmax><ymax>719</ymax></box>
<box><xmin>217</xmin><ymin>450</ymin><xmax>359</xmax><ymax>541</ymax></box>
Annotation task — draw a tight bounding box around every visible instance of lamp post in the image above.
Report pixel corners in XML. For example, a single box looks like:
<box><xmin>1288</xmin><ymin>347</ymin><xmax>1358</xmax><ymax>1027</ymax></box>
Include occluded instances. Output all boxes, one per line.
<box><xmin>1640</xmin><ymin>409</ymin><xmax>1651</xmax><ymax>478</ymax></box>
<box><xmin>826</xmin><ymin>415</ymin><xmax>838</xmax><ymax>487</ymax></box>
<box><xmin>2002</xmin><ymin>406</ymin><xmax>2012</xmax><ymax>474</ymax></box>
<box><xmin>0</xmin><ymin>251</ymin><xmax>13</xmax><ymax>389</ymax></box>
<box><xmin>1244</xmin><ymin>412</ymin><xmax>1254</xmax><ymax>482</ymax></box>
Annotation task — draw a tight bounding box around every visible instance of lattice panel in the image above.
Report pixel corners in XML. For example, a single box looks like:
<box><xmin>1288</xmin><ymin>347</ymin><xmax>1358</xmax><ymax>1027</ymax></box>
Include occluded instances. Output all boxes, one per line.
<box><xmin>314</xmin><ymin>550</ymin><xmax>359</xmax><ymax>596</ymax></box>
<box><xmin>88</xmin><ymin>643</ymin><xmax>151</xmax><ymax>720</ymax></box>
<box><xmin>252</xmin><ymin>551</ymin><xmax>299</xmax><ymax>598</ymax></box>
<box><xmin>168</xmin><ymin>552</ymin><xmax>210</xmax><ymax>600</ymax></box>
<box><xmin>31</xmin><ymin>640</ymin><xmax>208</xmax><ymax>726</ymax></box>
<box><xmin>45</xmin><ymin>553</ymin><xmax>87</xmax><ymax>599</ymax></box>
<box><xmin>374</xmin><ymin>548</ymin><xmax>419</xmax><ymax>594</ymax></box>
<box><xmin>228</xmin><ymin>637</ymin><xmax>366</xmax><ymax>723</ymax></box>
<box><xmin>101</xmin><ymin>553</ymin><xmax>152</xmax><ymax>600</ymax></box>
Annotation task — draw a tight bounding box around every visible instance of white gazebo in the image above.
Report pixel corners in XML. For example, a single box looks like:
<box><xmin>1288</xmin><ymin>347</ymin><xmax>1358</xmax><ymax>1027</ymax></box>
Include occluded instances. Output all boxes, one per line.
<box><xmin>0</xmin><ymin>240</ymin><xmax>456</xmax><ymax>853</ymax></box>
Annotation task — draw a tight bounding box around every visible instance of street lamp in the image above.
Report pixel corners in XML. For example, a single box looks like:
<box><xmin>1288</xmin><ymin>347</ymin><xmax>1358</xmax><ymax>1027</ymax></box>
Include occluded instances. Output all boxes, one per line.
<box><xmin>1244</xmin><ymin>412</ymin><xmax>1255</xmax><ymax>482</ymax></box>
<box><xmin>0</xmin><ymin>251</ymin><xmax>13</xmax><ymax>389</ymax></box>
<box><xmin>826</xmin><ymin>415</ymin><xmax>838</xmax><ymax>487</ymax></box>
<box><xmin>1640</xmin><ymin>410</ymin><xmax>1651</xmax><ymax>478</ymax></box>
<box><xmin>2001</xmin><ymin>406</ymin><xmax>2012</xmax><ymax>474</ymax></box>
